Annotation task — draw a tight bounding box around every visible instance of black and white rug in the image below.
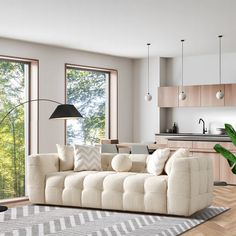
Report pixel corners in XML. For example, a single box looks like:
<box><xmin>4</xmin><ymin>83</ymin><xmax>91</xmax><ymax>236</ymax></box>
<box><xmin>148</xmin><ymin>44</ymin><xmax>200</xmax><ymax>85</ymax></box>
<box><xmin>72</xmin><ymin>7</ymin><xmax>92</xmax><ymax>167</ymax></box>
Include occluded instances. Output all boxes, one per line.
<box><xmin>0</xmin><ymin>205</ymin><xmax>228</xmax><ymax>236</ymax></box>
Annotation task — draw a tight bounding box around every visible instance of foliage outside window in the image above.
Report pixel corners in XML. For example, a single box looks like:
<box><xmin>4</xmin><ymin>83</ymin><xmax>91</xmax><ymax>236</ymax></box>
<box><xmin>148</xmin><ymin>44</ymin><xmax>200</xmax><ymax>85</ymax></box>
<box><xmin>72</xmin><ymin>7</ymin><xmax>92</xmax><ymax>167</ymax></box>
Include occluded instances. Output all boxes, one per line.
<box><xmin>0</xmin><ymin>60</ymin><xmax>28</xmax><ymax>200</ymax></box>
<box><xmin>66</xmin><ymin>67</ymin><xmax>109</xmax><ymax>145</ymax></box>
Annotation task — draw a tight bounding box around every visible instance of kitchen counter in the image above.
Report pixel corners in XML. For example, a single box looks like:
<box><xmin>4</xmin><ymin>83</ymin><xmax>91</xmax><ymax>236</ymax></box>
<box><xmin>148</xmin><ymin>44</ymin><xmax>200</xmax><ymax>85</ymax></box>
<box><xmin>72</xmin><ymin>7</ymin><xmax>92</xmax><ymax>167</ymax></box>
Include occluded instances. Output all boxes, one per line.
<box><xmin>155</xmin><ymin>133</ymin><xmax>230</xmax><ymax>142</ymax></box>
<box><xmin>155</xmin><ymin>132</ymin><xmax>236</xmax><ymax>184</ymax></box>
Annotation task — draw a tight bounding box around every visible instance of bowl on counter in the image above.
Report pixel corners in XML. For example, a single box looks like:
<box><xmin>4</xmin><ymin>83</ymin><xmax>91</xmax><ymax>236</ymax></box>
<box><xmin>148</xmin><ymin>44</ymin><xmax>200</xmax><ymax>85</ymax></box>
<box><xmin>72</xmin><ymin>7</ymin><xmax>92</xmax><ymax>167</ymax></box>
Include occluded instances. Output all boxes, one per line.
<box><xmin>214</xmin><ymin>128</ymin><xmax>226</xmax><ymax>135</ymax></box>
<box><xmin>165</xmin><ymin>128</ymin><xmax>173</xmax><ymax>133</ymax></box>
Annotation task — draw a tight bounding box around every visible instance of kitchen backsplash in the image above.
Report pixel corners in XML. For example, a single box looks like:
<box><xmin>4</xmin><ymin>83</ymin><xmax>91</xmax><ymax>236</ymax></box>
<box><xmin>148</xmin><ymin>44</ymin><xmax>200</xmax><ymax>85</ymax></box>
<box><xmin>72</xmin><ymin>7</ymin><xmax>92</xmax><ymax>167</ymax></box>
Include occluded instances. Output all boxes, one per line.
<box><xmin>164</xmin><ymin>107</ymin><xmax>236</xmax><ymax>134</ymax></box>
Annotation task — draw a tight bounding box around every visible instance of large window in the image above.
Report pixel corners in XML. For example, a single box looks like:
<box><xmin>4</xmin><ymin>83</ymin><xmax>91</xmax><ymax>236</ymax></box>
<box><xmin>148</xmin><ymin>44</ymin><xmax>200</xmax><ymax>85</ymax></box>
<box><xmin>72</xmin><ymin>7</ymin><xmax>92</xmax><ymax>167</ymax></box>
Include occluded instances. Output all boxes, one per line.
<box><xmin>0</xmin><ymin>59</ymin><xmax>29</xmax><ymax>199</ymax></box>
<box><xmin>66</xmin><ymin>66</ymin><xmax>111</xmax><ymax>145</ymax></box>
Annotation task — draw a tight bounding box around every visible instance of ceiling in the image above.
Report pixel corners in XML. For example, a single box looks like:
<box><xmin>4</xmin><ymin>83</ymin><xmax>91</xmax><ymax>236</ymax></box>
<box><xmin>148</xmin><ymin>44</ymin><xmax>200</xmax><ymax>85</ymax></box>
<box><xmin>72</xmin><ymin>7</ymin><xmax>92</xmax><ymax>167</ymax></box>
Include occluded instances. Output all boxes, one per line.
<box><xmin>1</xmin><ymin>0</ymin><xmax>236</xmax><ymax>58</ymax></box>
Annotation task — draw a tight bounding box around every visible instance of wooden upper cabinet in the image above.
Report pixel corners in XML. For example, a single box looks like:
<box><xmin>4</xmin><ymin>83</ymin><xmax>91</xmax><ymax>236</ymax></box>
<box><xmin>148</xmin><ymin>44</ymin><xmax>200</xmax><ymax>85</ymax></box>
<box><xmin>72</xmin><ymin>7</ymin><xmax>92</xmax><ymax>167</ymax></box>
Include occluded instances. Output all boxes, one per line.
<box><xmin>179</xmin><ymin>85</ymin><xmax>201</xmax><ymax>107</ymax></box>
<box><xmin>157</xmin><ymin>83</ymin><xmax>236</xmax><ymax>108</ymax></box>
<box><xmin>200</xmin><ymin>84</ymin><xmax>225</xmax><ymax>107</ymax></box>
<box><xmin>225</xmin><ymin>84</ymin><xmax>236</xmax><ymax>106</ymax></box>
<box><xmin>158</xmin><ymin>86</ymin><xmax>178</xmax><ymax>107</ymax></box>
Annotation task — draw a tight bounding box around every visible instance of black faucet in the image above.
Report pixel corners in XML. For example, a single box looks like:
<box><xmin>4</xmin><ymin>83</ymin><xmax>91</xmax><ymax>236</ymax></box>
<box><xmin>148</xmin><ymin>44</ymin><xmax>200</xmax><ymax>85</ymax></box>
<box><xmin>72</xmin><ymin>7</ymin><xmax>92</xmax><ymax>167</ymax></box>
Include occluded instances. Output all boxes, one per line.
<box><xmin>198</xmin><ymin>118</ymin><xmax>207</xmax><ymax>134</ymax></box>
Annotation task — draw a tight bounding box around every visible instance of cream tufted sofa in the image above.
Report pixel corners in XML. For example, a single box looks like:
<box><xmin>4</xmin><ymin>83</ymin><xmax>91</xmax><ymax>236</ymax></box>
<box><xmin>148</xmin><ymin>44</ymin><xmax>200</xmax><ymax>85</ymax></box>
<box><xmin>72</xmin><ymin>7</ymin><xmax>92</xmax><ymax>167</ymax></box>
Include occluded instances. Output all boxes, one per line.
<box><xmin>27</xmin><ymin>153</ymin><xmax>213</xmax><ymax>216</ymax></box>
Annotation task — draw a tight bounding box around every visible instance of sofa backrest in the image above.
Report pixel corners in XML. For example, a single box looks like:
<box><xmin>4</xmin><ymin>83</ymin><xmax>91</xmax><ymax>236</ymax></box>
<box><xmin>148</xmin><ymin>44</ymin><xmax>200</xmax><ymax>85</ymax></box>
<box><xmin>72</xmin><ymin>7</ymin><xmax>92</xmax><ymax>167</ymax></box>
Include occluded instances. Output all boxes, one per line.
<box><xmin>101</xmin><ymin>153</ymin><xmax>116</xmax><ymax>171</ymax></box>
<box><xmin>101</xmin><ymin>153</ymin><xmax>149</xmax><ymax>173</ymax></box>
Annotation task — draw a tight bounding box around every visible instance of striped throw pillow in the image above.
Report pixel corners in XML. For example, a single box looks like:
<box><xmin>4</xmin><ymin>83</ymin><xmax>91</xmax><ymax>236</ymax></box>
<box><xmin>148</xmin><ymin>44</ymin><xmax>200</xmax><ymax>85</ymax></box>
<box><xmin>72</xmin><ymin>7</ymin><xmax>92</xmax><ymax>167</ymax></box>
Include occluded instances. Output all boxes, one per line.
<box><xmin>74</xmin><ymin>145</ymin><xmax>101</xmax><ymax>171</ymax></box>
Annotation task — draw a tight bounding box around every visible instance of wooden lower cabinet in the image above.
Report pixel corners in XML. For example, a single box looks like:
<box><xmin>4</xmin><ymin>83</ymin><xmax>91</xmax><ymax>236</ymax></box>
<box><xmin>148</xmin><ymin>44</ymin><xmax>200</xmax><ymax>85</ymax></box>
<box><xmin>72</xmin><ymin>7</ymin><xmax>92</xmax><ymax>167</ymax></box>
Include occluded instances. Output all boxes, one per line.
<box><xmin>219</xmin><ymin>158</ymin><xmax>236</xmax><ymax>184</ymax></box>
<box><xmin>162</xmin><ymin>139</ymin><xmax>236</xmax><ymax>184</ymax></box>
<box><xmin>168</xmin><ymin>140</ymin><xmax>192</xmax><ymax>149</ymax></box>
<box><xmin>155</xmin><ymin>136</ymin><xmax>168</xmax><ymax>146</ymax></box>
<box><xmin>192</xmin><ymin>141</ymin><xmax>236</xmax><ymax>184</ymax></box>
<box><xmin>194</xmin><ymin>152</ymin><xmax>220</xmax><ymax>181</ymax></box>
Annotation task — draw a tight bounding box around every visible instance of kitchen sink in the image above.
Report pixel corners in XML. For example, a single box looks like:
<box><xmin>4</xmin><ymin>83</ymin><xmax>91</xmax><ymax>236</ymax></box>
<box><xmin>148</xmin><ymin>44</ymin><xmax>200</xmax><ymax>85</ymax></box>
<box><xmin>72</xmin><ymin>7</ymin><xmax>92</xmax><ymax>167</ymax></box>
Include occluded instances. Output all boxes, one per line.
<box><xmin>178</xmin><ymin>133</ymin><xmax>227</xmax><ymax>137</ymax></box>
<box><xmin>160</xmin><ymin>132</ymin><xmax>227</xmax><ymax>137</ymax></box>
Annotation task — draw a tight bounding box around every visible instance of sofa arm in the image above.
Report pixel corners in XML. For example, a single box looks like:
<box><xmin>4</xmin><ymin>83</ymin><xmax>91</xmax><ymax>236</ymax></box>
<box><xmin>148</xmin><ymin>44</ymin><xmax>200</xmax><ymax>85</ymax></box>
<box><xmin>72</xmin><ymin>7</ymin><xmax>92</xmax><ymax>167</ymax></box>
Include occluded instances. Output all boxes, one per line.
<box><xmin>27</xmin><ymin>153</ymin><xmax>59</xmax><ymax>203</ymax></box>
<box><xmin>167</xmin><ymin>156</ymin><xmax>213</xmax><ymax>216</ymax></box>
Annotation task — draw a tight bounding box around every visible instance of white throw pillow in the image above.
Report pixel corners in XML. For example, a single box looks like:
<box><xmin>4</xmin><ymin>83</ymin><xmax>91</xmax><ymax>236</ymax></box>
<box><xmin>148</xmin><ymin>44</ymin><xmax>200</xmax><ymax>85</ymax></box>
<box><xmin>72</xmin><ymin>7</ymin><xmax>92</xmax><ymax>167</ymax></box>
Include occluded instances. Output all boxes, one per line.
<box><xmin>164</xmin><ymin>148</ymin><xmax>190</xmax><ymax>175</ymax></box>
<box><xmin>56</xmin><ymin>144</ymin><xmax>74</xmax><ymax>171</ymax></box>
<box><xmin>147</xmin><ymin>148</ymin><xmax>170</xmax><ymax>175</ymax></box>
<box><xmin>74</xmin><ymin>145</ymin><xmax>101</xmax><ymax>171</ymax></box>
<box><xmin>111</xmin><ymin>154</ymin><xmax>132</xmax><ymax>172</ymax></box>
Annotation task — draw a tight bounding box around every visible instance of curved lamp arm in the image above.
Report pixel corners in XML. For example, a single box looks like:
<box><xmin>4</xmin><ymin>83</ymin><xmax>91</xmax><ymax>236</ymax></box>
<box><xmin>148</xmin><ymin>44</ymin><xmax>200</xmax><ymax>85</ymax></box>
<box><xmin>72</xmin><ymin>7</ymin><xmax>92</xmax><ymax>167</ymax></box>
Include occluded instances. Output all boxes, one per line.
<box><xmin>0</xmin><ymin>98</ymin><xmax>82</xmax><ymax>213</ymax></box>
<box><xmin>0</xmin><ymin>98</ymin><xmax>82</xmax><ymax>126</ymax></box>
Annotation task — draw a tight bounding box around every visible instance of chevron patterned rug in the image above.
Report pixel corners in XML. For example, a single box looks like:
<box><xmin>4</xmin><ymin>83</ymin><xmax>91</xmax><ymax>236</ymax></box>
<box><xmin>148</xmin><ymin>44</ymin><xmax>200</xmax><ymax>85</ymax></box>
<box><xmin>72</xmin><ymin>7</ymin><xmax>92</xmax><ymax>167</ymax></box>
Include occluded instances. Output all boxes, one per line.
<box><xmin>0</xmin><ymin>205</ymin><xmax>228</xmax><ymax>236</ymax></box>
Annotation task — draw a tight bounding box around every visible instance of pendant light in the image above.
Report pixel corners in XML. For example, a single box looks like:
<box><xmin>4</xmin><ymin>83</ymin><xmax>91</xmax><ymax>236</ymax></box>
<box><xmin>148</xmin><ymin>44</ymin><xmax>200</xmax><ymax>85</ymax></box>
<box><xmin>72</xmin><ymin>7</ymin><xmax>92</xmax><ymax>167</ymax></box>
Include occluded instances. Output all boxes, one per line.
<box><xmin>216</xmin><ymin>35</ymin><xmax>224</xmax><ymax>100</ymax></box>
<box><xmin>144</xmin><ymin>43</ymin><xmax>152</xmax><ymax>101</ymax></box>
<box><xmin>179</xmin><ymin>39</ymin><xmax>187</xmax><ymax>100</ymax></box>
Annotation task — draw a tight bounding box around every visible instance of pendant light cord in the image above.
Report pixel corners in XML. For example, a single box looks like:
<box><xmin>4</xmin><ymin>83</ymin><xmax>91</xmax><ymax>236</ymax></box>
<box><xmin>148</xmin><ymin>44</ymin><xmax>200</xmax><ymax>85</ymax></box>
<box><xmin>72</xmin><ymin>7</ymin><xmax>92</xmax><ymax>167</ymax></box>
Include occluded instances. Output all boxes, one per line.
<box><xmin>147</xmin><ymin>43</ymin><xmax>150</xmax><ymax>94</ymax></box>
<box><xmin>219</xmin><ymin>35</ymin><xmax>223</xmax><ymax>85</ymax></box>
<box><xmin>181</xmin><ymin>40</ymin><xmax>184</xmax><ymax>88</ymax></box>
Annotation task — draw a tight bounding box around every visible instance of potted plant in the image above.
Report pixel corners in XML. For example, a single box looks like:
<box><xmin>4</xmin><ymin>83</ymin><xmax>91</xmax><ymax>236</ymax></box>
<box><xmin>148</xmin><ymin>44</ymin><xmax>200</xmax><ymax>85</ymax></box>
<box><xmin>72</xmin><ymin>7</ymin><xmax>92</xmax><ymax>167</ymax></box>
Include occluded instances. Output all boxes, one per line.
<box><xmin>214</xmin><ymin>124</ymin><xmax>236</xmax><ymax>184</ymax></box>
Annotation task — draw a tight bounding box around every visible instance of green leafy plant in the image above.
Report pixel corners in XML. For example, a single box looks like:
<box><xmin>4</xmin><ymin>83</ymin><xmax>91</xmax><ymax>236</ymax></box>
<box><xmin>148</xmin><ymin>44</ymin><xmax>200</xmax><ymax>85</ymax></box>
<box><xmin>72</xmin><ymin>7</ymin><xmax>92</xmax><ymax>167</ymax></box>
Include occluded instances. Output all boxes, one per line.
<box><xmin>214</xmin><ymin>124</ymin><xmax>236</xmax><ymax>174</ymax></box>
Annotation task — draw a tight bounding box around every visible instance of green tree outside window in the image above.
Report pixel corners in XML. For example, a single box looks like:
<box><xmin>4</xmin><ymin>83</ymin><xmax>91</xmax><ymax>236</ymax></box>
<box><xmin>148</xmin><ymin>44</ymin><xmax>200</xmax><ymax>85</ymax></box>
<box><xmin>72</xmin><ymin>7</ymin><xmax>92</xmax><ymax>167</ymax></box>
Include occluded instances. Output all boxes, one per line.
<box><xmin>0</xmin><ymin>60</ymin><xmax>27</xmax><ymax>199</ymax></box>
<box><xmin>66</xmin><ymin>68</ymin><xmax>108</xmax><ymax>145</ymax></box>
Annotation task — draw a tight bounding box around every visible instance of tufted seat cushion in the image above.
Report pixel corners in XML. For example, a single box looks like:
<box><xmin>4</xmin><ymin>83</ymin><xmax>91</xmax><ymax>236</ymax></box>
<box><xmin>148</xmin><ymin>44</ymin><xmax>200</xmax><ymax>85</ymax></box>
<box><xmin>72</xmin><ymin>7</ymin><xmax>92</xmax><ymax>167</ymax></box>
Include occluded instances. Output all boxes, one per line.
<box><xmin>45</xmin><ymin>170</ymin><xmax>168</xmax><ymax>213</ymax></box>
<box><xmin>123</xmin><ymin>173</ymin><xmax>168</xmax><ymax>213</ymax></box>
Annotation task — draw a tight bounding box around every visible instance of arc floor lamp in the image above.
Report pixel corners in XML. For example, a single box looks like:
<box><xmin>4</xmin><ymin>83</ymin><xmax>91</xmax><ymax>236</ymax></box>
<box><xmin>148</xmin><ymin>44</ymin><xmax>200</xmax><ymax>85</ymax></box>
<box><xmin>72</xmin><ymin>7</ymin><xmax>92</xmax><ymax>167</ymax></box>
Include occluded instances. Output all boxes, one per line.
<box><xmin>0</xmin><ymin>98</ymin><xmax>82</xmax><ymax>212</ymax></box>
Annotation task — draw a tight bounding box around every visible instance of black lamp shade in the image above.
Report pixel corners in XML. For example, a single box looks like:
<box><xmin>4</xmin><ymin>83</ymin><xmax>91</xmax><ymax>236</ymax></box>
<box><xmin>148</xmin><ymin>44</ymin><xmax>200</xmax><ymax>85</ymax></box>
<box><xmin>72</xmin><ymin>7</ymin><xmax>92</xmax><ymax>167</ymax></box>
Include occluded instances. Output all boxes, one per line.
<box><xmin>49</xmin><ymin>104</ymin><xmax>83</xmax><ymax>120</ymax></box>
<box><xmin>0</xmin><ymin>205</ymin><xmax>8</xmax><ymax>212</ymax></box>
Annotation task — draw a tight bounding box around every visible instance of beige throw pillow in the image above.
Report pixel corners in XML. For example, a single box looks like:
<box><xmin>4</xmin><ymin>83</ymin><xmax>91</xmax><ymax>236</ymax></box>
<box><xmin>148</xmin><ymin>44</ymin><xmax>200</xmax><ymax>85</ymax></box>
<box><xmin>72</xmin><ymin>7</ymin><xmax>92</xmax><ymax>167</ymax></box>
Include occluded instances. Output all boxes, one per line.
<box><xmin>74</xmin><ymin>145</ymin><xmax>101</xmax><ymax>171</ymax></box>
<box><xmin>111</xmin><ymin>154</ymin><xmax>132</xmax><ymax>172</ymax></box>
<box><xmin>56</xmin><ymin>144</ymin><xmax>74</xmax><ymax>171</ymax></box>
<box><xmin>147</xmin><ymin>148</ymin><xmax>170</xmax><ymax>175</ymax></box>
<box><xmin>164</xmin><ymin>148</ymin><xmax>190</xmax><ymax>175</ymax></box>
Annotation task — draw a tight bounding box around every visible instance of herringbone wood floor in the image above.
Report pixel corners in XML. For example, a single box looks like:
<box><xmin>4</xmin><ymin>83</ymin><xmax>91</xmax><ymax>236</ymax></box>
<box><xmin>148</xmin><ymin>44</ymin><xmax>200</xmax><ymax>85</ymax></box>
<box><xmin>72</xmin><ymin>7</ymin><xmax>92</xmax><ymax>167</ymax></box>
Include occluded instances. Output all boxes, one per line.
<box><xmin>183</xmin><ymin>186</ymin><xmax>236</xmax><ymax>236</ymax></box>
<box><xmin>4</xmin><ymin>186</ymin><xmax>236</xmax><ymax>235</ymax></box>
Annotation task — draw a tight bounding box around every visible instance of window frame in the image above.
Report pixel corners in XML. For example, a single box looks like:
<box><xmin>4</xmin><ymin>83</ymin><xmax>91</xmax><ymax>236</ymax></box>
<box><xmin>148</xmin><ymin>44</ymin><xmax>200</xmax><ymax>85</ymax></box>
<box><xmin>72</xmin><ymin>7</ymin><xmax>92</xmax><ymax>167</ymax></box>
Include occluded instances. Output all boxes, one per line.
<box><xmin>0</xmin><ymin>55</ymin><xmax>39</xmax><ymax>154</ymax></box>
<box><xmin>64</xmin><ymin>63</ymin><xmax>118</xmax><ymax>144</ymax></box>
<box><xmin>0</xmin><ymin>55</ymin><xmax>39</xmax><ymax>199</ymax></box>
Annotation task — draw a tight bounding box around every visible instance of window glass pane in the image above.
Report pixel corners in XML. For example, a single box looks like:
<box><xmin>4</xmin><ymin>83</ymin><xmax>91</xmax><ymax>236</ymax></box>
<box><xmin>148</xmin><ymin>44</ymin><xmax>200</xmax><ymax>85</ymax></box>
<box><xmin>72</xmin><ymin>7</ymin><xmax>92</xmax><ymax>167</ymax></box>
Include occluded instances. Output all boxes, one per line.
<box><xmin>0</xmin><ymin>60</ymin><xmax>29</xmax><ymax>199</ymax></box>
<box><xmin>66</xmin><ymin>68</ymin><xmax>109</xmax><ymax>145</ymax></box>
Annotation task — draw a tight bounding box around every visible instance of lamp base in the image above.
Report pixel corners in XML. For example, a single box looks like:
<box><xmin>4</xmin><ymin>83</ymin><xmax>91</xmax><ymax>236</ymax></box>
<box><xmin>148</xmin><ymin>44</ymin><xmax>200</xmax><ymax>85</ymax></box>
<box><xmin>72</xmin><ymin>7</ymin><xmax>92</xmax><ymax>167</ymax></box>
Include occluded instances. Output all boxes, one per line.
<box><xmin>0</xmin><ymin>205</ymin><xmax>8</xmax><ymax>212</ymax></box>
<box><xmin>214</xmin><ymin>181</ymin><xmax>228</xmax><ymax>186</ymax></box>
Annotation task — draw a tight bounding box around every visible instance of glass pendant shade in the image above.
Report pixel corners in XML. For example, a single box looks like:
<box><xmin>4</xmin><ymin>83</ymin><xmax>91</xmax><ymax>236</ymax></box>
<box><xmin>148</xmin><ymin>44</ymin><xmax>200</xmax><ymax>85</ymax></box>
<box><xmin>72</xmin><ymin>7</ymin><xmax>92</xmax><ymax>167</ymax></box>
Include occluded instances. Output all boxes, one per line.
<box><xmin>144</xmin><ymin>43</ymin><xmax>152</xmax><ymax>102</ymax></box>
<box><xmin>179</xmin><ymin>39</ymin><xmax>187</xmax><ymax>101</ymax></box>
<box><xmin>216</xmin><ymin>90</ymin><xmax>224</xmax><ymax>100</ymax></box>
<box><xmin>179</xmin><ymin>91</ymin><xmax>187</xmax><ymax>100</ymax></box>
<box><xmin>145</xmin><ymin>93</ymin><xmax>152</xmax><ymax>101</ymax></box>
<box><xmin>216</xmin><ymin>35</ymin><xmax>224</xmax><ymax>100</ymax></box>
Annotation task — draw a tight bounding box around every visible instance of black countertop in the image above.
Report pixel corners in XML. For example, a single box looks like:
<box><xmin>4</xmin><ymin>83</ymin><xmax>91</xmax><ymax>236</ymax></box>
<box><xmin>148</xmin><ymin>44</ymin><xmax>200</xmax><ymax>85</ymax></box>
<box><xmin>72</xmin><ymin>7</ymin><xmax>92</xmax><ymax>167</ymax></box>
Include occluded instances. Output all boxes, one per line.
<box><xmin>155</xmin><ymin>133</ymin><xmax>230</xmax><ymax>142</ymax></box>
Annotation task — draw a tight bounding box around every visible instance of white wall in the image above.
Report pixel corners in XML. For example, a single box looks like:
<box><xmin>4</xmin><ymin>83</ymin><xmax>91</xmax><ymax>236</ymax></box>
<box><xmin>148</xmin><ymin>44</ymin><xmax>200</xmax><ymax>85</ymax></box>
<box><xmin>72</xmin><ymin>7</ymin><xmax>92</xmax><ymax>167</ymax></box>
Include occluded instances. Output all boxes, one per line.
<box><xmin>133</xmin><ymin>57</ymin><xmax>160</xmax><ymax>142</ymax></box>
<box><xmin>166</xmin><ymin>53</ymin><xmax>236</xmax><ymax>86</ymax></box>
<box><xmin>163</xmin><ymin>53</ymin><xmax>236</xmax><ymax>133</ymax></box>
<box><xmin>4</xmin><ymin>37</ymin><xmax>235</xmax><ymax>149</ymax></box>
<box><xmin>0</xmin><ymin>38</ymin><xmax>133</xmax><ymax>153</ymax></box>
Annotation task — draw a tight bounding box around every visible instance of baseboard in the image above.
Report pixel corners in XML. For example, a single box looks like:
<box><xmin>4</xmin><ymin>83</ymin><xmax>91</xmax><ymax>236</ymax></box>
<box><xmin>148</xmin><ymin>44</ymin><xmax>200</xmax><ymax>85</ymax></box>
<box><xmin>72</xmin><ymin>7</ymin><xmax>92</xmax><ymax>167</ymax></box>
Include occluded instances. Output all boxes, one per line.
<box><xmin>0</xmin><ymin>196</ymin><xmax>29</xmax><ymax>204</ymax></box>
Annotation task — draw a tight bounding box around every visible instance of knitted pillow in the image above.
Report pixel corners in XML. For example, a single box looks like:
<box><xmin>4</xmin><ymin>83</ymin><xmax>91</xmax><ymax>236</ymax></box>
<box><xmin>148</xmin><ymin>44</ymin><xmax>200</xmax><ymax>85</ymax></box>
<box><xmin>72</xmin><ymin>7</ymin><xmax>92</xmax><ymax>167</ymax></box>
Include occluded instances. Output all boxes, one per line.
<box><xmin>164</xmin><ymin>148</ymin><xmax>190</xmax><ymax>175</ymax></box>
<box><xmin>111</xmin><ymin>154</ymin><xmax>132</xmax><ymax>172</ymax></box>
<box><xmin>56</xmin><ymin>144</ymin><xmax>74</xmax><ymax>171</ymax></box>
<box><xmin>147</xmin><ymin>148</ymin><xmax>170</xmax><ymax>175</ymax></box>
